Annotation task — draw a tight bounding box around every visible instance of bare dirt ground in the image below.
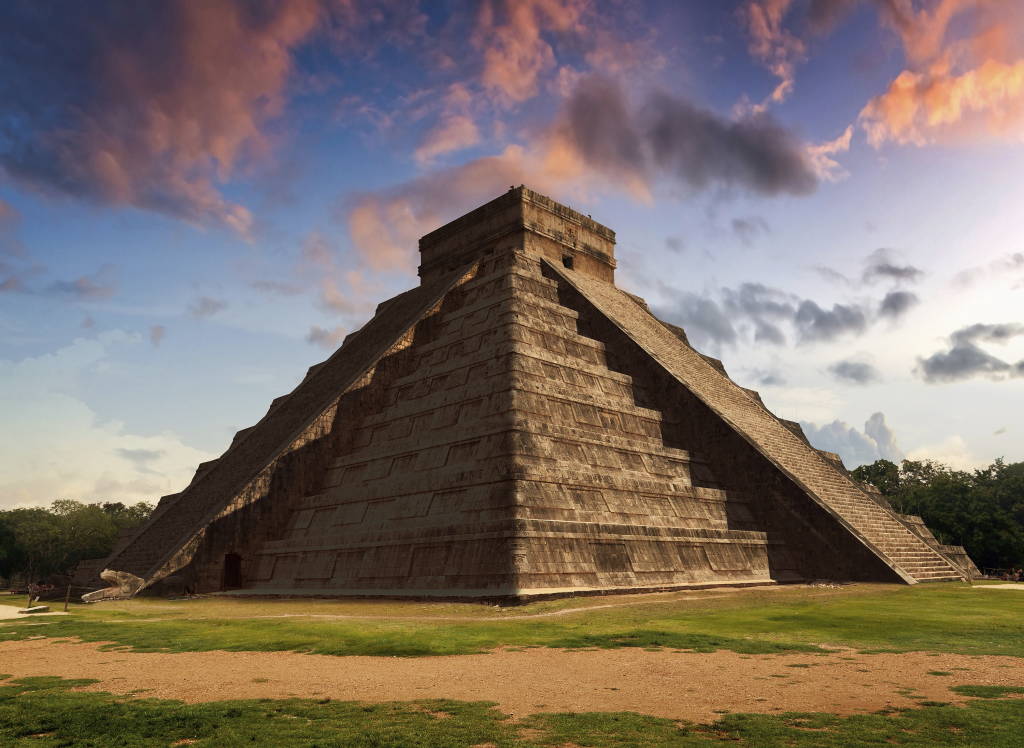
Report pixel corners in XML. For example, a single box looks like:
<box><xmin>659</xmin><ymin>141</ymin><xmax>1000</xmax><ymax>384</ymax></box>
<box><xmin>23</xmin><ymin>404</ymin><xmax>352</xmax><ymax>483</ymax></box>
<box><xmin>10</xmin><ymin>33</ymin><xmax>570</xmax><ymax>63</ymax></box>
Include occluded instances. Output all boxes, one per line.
<box><xmin>2</xmin><ymin>639</ymin><xmax>1022</xmax><ymax>721</ymax></box>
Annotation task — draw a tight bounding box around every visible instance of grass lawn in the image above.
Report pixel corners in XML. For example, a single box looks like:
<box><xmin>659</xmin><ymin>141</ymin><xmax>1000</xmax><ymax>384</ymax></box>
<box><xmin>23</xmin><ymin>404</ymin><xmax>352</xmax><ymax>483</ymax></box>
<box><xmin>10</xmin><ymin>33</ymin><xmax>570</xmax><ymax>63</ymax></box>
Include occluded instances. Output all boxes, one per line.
<box><xmin>1</xmin><ymin>674</ymin><xmax>1022</xmax><ymax>747</ymax></box>
<box><xmin>1</xmin><ymin>582</ymin><xmax>1022</xmax><ymax>658</ymax></box>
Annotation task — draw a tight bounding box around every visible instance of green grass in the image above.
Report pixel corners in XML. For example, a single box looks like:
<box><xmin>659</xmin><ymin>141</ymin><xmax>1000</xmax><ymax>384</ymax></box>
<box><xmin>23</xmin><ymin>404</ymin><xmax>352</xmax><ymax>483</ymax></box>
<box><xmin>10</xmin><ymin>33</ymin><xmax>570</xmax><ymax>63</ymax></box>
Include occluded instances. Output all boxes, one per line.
<box><xmin>951</xmin><ymin>685</ymin><xmax>1024</xmax><ymax>699</ymax></box>
<box><xmin>1</xmin><ymin>583</ymin><xmax>1022</xmax><ymax>659</ymax></box>
<box><xmin>1</xmin><ymin>675</ymin><xmax>1023</xmax><ymax>747</ymax></box>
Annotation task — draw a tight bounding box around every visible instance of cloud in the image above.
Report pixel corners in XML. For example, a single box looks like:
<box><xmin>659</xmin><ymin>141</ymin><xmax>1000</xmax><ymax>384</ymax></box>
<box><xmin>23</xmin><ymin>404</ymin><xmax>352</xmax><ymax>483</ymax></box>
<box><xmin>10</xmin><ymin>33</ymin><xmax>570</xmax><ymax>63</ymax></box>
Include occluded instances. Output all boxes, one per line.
<box><xmin>739</xmin><ymin>0</ymin><xmax>805</xmax><ymax>103</ymax></box>
<box><xmin>189</xmin><ymin>296</ymin><xmax>227</xmax><ymax>318</ymax></box>
<box><xmin>860</xmin><ymin>2</ymin><xmax>1024</xmax><ymax>146</ymax></box>
<box><xmin>862</xmin><ymin>248</ymin><xmax>924</xmax><ymax>284</ymax></box>
<box><xmin>731</xmin><ymin>216</ymin><xmax>770</xmax><ymax>245</ymax></box>
<box><xmin>917</xmin><ymin>322</ymin><xmax>1024</xmax><ymax>382</ymax></box>
<box><xmin>149</xmin><ymin>325</ymin><xmax>166</xmax><ymax>347</ymax></box>
<box><xmin>472</xmin><ymin>0</ymin><xmax>587</xmax><ymax>105</ymax></box>
<box><xmin>297</xmin><ymin>231</ymin><xmax>375</xmax><ymax>315</ymax></box>
<box><xmin>828</xmin><ymin>359</ymin><xmax>880</xmax><ymax>384</ymax></box>
<box><xmin>48</xmin><ymin>265</ymin><xmax>117</xmax><ymax>300</ymax></box>
<box><xmin>745</xmin><ymin>367</ymin><xmax>787</xmax><ymax>386</ymax></box>
<box><xmin>0</xmin><ymin>1</ymin><xmax>330</xmax><ymax>235</ymax></box>
<box><xmin>0</xmin><ymin>332</ymin><xmax>212</xmax><ymax>505</ymax></box>
<box><xmin>344</xmin><ymin>147</ymin><xmax>556</xmax><ymax>273</ymax></box>
<box><xmin>306</xmin><ymin>324</ymin><xmax>347</xmax><ymax>348</ymax></box>
<box><xmin>953</xmin><ymin>251</ymin><xmax>1024</xmax><ymax>287</ymax></box>
<box><xmin>878</xmin><ymin>289</ymin><xmax>919</xmax><ymax>319</ymax></box>
<box><xmin>0</xmin><ymin>275</ymin><xmax>25</xmax><ymax>293</ymax></box>
<box><xmin>861</xmin><ymin>57</ymin><xmax>1024</xmax><ymax>145</ymax></box>
<box><xmin>561</xmin><ymin>76</ymin><xmax>819</xmax><ymax>196</ymax></box>
<box><xmin>414</xmin><ymin>84</ymin><xmax>482</xmax><ymax>164</ymax></box>
<box><xmin>657</xmin><ymin>294</ymin><xmax>739</xmax><ymax>350</ymax></box>
<box><xmin>0</xmin><ymin>198</ymin><xmax>18</xmax><ymax>225</ymax></box>
<box><xmin>720</xmin><ymin>282</ymin><xmax>796</xmax><ymax>344</ymax></box>
<box><xmin>805</xmin><ymin>124</ymin><xmax>853</xmax><ymax>181</ymax></box>
<box><xmin>116</xmin><ymin>447</ymin><xmax>165</xmax><ymax>475</ymax></box>
<box><xmin>251</xmin><ymin>279</ymin><xmax>304</xmax><ymax>296</ymax></box>
<box><xmin>654</xmin><ymin>276</ymin><xmax>912</xmax><ymax>350</ymax></box>
<box><xmin>794</xmin><ymin>299</ymin><xmax>867</xmax><ymax>342</ymax></box>
<box><xmin>345</xmin><ymin>75</ymin><xmax>824</xmax><ymax>267</ymax></box>
<box><xmin>801</xmin><ymin>411</ymin><xmax>904</xmax><ymax>467</ymax></box>
<box><xmin>807</xmin><ymin>0</ymin><xmax>860</xmax><ymax>35</ymax></box>
<box><xmin>665</xmin><ymin>236</ymin><xmax>685</xmax><ymax>254</ymax></box>
<box><xmin>906</xmin><ymin>434</ymin><xmax>984</xmax><ymax>470</ymax></box>
<box><xmin>814</xmin><ymin>265</ymin><xmax>853</xmax><ymax>286</ymax></box>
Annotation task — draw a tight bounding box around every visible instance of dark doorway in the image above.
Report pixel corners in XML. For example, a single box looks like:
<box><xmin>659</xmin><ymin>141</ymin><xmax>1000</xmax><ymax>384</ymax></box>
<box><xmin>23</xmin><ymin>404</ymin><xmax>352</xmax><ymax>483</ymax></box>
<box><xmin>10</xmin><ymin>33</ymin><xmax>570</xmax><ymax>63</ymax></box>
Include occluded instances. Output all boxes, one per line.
<box><xmin>562</xmin><ymin>254</ymin><xmax>574</xmax><ymax>269</ymax></box>
<box><xmin>223</xmin><ymin>553</ymin><xmax>243</xmax><ymax>589</ymax></box>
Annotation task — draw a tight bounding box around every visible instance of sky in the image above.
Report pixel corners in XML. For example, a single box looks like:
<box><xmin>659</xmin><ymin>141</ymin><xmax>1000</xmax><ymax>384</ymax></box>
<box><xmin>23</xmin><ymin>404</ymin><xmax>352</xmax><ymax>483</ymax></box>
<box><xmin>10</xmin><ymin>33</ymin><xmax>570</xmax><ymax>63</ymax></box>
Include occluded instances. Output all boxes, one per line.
<box><xmin>1</xmin><ymin>0</ymin><xmax>1022</xmax><ymax>508</ymax></box>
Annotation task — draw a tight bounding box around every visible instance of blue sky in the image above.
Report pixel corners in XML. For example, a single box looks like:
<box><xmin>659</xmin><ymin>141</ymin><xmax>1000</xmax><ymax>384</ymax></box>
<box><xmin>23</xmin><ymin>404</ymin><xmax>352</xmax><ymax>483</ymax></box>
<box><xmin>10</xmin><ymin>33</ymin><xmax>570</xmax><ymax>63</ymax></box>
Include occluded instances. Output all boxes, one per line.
<box><xmin>1</xmin><ymin>0</ymin><xmax>1022</xmax><ymax>507</ymax></box>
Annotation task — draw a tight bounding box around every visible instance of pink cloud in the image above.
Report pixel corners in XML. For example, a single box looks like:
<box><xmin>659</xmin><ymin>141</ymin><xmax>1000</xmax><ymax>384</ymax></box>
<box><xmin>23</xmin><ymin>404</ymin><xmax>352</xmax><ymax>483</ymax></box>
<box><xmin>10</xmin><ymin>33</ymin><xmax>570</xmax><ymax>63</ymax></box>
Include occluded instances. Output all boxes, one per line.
<box><xmin>1</xmin><ymin>1</ymin><xmax>329</xmax><ymax>236</ymax></box>
<box><xmin>472</xmin><ymin>0</ymin><xmax>588</xmax><ymax>105</ymax></box>
<box><xmin>739</xmin><ymin>0</ymin><xmax>806</xmax><ymax>104</ymax></box>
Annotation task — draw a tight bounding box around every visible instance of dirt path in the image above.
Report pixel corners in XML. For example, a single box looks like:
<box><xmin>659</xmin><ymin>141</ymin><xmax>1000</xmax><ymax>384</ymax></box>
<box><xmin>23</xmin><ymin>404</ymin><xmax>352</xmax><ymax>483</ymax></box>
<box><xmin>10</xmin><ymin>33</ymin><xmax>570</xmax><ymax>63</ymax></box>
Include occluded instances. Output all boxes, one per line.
<box><xmin>2</xmin><ymin>640</ymin><xmax>1022</xmax><ymax>721</ymax></box>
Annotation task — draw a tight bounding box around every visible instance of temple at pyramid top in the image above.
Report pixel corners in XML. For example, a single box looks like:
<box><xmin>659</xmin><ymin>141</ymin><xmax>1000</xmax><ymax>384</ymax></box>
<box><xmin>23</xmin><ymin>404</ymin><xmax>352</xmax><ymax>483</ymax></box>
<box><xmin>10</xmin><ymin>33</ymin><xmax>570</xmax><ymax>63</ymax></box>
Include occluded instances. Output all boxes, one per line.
<box><xmin>418</xmin><ymin>186</ymin><xmax>616</xmax><ymax>284</ymax></box>
<box><xmin>82</xmin><ymin>187</ymin><xmax>978</xmax><ymax>602</ymax></box>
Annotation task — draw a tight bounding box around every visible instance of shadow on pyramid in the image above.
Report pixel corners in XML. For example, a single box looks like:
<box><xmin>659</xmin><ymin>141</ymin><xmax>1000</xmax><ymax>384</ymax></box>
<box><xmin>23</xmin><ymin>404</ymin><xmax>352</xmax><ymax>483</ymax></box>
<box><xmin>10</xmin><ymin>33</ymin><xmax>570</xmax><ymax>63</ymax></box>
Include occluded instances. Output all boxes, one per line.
<box><xmin>85</xmin><ymin>187</ymin><xmax>978</xmax><ymax>602</ymax></box>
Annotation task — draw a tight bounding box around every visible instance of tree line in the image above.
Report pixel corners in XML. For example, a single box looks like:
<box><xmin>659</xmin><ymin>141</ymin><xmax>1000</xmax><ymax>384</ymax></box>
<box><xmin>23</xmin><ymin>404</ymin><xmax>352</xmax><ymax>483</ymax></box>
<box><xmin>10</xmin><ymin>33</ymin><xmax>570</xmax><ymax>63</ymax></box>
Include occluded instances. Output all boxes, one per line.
<box><xmin>852</xmin><ymin>457</ymin><xmax>1024</xmax><ymax>571</ymax></box>
<box><xmin>0</xmin><ymin>500</ymin><xmax>153</xmax><ymax>584</ymax></box>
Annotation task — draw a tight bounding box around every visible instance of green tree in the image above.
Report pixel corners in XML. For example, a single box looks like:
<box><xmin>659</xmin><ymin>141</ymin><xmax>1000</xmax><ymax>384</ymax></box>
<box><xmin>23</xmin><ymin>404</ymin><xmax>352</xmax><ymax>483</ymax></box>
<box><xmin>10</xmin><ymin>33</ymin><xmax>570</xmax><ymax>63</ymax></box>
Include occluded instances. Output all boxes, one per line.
<box><xmin>0</xmin><ymin>500</ymin><xmax>153</xmax><ymax>583</ymax></box>
<box><xmin>854</xmin><ymin>457</ymin><xmax>1024</xmax><ymax>570</ymax></box>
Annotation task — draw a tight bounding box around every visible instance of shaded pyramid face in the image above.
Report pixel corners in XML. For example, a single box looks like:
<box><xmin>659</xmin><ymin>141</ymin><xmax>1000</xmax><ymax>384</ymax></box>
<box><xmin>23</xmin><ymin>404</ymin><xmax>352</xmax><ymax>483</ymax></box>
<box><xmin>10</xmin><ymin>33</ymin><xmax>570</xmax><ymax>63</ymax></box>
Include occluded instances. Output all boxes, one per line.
<box><xmin>95</xmin><ymin>188</ymin><xmax>974</xmax><ymax>600</ymax></box>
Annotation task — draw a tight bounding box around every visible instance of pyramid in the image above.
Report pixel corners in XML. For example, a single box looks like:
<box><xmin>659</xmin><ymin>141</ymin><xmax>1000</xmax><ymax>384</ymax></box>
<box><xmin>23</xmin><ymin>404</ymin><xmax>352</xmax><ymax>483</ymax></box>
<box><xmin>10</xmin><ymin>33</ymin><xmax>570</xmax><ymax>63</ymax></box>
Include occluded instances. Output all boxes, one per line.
<box><xmin>89</xmin><ymin>187</ymin><xmax>976</xmax><ymax>601</ymax></box>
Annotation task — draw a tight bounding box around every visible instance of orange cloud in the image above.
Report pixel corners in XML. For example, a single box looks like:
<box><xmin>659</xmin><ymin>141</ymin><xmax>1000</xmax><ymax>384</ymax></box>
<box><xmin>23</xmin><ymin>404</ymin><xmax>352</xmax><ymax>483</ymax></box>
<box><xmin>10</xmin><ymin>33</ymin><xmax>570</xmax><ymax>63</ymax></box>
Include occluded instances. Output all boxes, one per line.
<box><xmin>861</xmin><ymin>57</ymin><xmax>1024</xmax><ymax>145</ymax></box>
<box><xmin>861</xmin><ymin>1</ymin><xmax>1024</xmax><ymax>145</ymax></box>
<box><xmin>473</xmin><ymin>0</ymin><xmax>588</xmax><ymax>105</ymax></box>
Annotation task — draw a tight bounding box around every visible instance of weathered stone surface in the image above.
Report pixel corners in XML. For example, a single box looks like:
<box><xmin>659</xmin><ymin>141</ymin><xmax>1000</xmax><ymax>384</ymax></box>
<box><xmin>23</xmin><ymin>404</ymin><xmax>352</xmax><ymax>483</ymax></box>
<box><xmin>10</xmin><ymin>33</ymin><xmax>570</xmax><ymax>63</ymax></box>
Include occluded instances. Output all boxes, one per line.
<box><xmin>93</xmin><ymin>187</ymin><xmax>972</xmax><ymax>599</ymax></box>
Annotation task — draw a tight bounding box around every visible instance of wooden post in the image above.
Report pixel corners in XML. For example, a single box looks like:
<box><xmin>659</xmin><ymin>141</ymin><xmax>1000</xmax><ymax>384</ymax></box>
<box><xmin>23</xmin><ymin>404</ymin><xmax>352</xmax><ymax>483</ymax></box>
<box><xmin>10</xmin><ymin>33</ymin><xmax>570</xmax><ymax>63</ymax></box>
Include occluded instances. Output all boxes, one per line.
<box><xmin>63</xmin><ymin>583</ymin><xmax>72</xmax><ymax>612</ymax></box>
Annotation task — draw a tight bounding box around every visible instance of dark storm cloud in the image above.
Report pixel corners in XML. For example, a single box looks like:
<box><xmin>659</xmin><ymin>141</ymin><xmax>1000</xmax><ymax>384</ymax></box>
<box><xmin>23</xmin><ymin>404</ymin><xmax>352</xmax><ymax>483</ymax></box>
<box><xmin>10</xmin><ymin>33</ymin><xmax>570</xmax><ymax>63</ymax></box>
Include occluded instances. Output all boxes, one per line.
<box><xmin>656</xmin><ymin>278</ymin><xmax>895</xmax><ymax>349</ymax></box>
<box><xmin>862</xmin><ymin>249</ymin><xmax>924</xmax><ymax>284</ymax></box>
<box><xmin>561</xmin><ymin>76</ymin><xmax>819</xmax><ymax>197</ymax></box>
<box><xmin>828</xmin><ymin>359</ymin><xmax>880</xmax><ymax>384</ymax></box>
<box><xmin>720</xmin><ymin>282</ymin><xmax>795</xmax><ymax>345</ymax></box>
<box><xmin>878</xmin><ymin>290</ymin><xmax>919</xmax><ymax>319</ymax></box>
<box><xmin>917</xmin><ymin>323</ymin><xmax>1024</xmax><ymax>383</ymax></box>
<box><xmin>652</xmin><ymin>294</ymin><xmax>738</xmax><ymax>349</ymax></box>
<box><xmin>794</xmin><ymin>300</ymin><xmax>867</xmax><ymax>342</ymax></box>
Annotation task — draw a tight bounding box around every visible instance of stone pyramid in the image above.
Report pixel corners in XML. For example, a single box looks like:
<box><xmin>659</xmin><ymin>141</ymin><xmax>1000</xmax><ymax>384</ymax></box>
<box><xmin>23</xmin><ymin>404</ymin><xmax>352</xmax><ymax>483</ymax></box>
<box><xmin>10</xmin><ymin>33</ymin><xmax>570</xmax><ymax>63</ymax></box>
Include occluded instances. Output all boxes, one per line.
<box><xmin>90</xmin><ymin>187</ymin><xmax>975</xmax><ymax>601</ymax></box>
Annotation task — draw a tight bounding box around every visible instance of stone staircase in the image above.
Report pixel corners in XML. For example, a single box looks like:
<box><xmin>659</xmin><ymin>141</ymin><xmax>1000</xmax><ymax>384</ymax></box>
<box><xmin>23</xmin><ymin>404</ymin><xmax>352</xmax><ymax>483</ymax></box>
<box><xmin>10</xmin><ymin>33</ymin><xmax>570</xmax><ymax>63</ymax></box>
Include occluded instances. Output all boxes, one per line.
<box><xmin>822</xmin><ymin>494</ymin><xmax>964</xmax><ymax>581</ymax></box>
<box><xmin>548</xmin><ymin>259</ymin><xmax>966</xmax><ymax>585</ymax></box>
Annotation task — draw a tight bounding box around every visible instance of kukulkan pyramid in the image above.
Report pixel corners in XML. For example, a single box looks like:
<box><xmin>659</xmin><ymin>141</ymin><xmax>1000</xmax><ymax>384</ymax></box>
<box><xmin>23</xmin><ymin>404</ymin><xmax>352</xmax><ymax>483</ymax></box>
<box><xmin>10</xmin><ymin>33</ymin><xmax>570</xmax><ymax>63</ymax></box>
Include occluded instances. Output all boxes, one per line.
<box><xmin>86</xmin><ymin>187</ymin><xmax>979</xmax><ymax>602</ymax></box>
